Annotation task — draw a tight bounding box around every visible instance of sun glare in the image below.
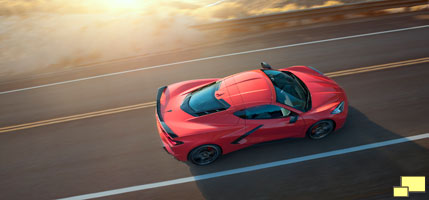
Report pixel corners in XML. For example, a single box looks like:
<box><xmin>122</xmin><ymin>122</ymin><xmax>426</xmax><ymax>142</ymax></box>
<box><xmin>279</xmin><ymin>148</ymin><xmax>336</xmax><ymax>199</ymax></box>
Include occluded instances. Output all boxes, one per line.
<box><xmin>106</xmin><ymin>0</ymin><xmax>139</xmax><ymax>9</ymax></box>
<box><xmin>90</xmin><ymin>0</ymin><xmax>210</xmax><ymax>12</ymax></box>
<box><xmin>92</xmin><ymin>0</ymin><xmax>148</xmax><ymax>12</ymax></box>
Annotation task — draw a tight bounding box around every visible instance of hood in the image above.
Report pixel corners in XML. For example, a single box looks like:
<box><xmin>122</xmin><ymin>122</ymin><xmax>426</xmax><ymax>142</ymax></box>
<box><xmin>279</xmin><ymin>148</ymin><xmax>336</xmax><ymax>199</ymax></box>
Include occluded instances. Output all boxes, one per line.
<box><xmin>286</xmin><ymin>66</ymin><xmax>345</xmax><ymax>111</ymax></box>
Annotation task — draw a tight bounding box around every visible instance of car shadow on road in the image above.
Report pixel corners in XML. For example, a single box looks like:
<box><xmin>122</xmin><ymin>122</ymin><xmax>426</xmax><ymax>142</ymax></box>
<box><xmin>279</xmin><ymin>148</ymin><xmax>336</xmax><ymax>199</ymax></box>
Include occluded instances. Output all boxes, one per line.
<box><xmin>187</xmin><ymin>106</ymin><xmax>429</xmax><ymax>200</ymax></box>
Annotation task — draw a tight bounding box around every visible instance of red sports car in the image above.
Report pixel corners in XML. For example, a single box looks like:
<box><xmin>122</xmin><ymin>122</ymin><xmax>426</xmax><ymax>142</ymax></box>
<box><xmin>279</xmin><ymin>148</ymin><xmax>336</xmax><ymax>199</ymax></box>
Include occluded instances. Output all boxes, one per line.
<box><xmin>156</xmin><ymin>63</ymin><xmax>348</xmax><ymax>165</ymax></box>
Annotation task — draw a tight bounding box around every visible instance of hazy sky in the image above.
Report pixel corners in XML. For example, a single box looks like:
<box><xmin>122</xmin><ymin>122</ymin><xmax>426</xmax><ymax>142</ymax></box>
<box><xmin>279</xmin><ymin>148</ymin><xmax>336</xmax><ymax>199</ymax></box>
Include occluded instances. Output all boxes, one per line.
<box><xmin>0</xmin><ymin>0</ymin><xmax>367</xmax><ymax>21</ymax></box>
<box><xmin>0</xmin><ymin>0</ymin><xmax>369</xmax><ymax>78</ymax></box>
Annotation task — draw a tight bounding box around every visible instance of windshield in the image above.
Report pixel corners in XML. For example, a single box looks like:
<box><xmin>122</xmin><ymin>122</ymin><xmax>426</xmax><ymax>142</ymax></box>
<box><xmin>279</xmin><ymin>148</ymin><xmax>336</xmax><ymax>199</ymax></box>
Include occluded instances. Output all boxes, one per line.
<box><xmin>187</xmin><ymin>81</ymin><xmax>230</xmax><ymax>115</ymax></box>
<box><xmin>262</xmin><ymin>70</ymin><xmax>309</xmax><ymax>111</ymax></box>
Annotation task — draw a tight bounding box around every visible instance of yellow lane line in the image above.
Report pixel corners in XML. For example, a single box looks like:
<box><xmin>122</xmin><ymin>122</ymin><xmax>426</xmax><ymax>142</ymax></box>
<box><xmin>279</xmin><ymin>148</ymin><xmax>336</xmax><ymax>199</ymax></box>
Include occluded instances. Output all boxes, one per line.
<box><xmin>0</xmin><ymin>101</ymin><xmax>156</xmax><ymax>130</ymax></box>
<box><xmin>326</xmin><ymin>57</ymin><xmax>428</xmax><ymax>75</ymax></box>
<box><xmin>328</xmin><ymin>60</ymin><xmax>428</xmax><ymax>77</ymax></box>
<box><xmin>326</xmin><ymin>57</ymin><xmax>429</xmax><ymax>77</ymax></box>
<box><xmin>0</xmin><ymin>102</ymin><xmax>156</xmax><ymax>133</ymax></box>
<box><xmin>1</xmin><ymin>57</ymin><xmax>427</xmax><ymax>133</ymax></box>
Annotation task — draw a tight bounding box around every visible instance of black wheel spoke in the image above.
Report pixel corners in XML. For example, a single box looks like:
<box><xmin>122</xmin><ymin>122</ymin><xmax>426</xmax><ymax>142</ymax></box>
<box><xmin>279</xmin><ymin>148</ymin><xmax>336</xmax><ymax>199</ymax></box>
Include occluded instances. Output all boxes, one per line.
<box><xmin>190</xmin><ymin>145</ymin><xmax>221</xmax><ymax>165</ymax></box>
<box><xmin>309</xmin><ymin>121</ymin><xmax>333</xmax><ymax>139</ymax></box>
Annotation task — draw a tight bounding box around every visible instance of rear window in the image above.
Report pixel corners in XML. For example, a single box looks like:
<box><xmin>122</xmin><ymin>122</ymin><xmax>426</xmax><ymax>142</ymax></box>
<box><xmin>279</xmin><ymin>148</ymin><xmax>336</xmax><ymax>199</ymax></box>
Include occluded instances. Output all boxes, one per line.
<box><xmin>182</xmin><ymin>81</ymin><xmax>230</xmax><ymax>116</ymax></box>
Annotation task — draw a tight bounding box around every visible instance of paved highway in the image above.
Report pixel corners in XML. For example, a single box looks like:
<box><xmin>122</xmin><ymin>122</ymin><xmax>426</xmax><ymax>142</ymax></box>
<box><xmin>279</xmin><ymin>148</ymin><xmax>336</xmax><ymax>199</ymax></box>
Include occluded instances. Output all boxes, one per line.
<box><xmin>1</xmin><ymin>11</ymin><xmax>428</xmax><ymax>199</ymax></box>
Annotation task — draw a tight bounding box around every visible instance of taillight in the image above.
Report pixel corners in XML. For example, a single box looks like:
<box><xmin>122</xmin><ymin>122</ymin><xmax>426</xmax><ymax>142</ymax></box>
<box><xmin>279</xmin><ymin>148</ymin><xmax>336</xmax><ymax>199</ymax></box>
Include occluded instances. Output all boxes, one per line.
<box><xmin>171</xmin><ymin>140</ymin><xmax>184</xmax><ymax>145</ymax></box>
<box><xmin>161</xmin><ymin>128</ymin><xmax>183</xmax><ymax>146</ymax></box>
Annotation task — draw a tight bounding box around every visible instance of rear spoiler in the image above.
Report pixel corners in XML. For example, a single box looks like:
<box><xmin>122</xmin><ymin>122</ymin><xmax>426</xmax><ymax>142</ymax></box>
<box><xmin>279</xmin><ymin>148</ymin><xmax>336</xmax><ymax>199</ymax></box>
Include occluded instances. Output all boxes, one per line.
<box><xmin>156</xmin><ymin>86</ymin><xmax>178</xmax><ymax>138</ymax></box>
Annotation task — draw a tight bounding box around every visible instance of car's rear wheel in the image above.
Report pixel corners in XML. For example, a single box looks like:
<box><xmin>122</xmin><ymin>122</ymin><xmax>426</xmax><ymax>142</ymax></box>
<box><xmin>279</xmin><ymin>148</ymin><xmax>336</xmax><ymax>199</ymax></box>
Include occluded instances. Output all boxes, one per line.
<box><xmin>307</xmin><ymin>120</ymin><xmax>334</xmax><ymax>140</ymax></box>
<box><xmin>188</xmin><ymin>144</ymin><xmax>221</xmax><ymax>166</ymax></box>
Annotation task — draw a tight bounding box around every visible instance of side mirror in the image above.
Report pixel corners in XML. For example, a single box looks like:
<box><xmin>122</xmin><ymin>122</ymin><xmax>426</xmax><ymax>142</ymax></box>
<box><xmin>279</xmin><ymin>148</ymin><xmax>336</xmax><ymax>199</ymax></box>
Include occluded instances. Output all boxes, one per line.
<box><xmin>289</xmin><ymin>115</ymin><xmax>298</xmax><ymax>123</ymax></box>
<box><xmin>261</xmin><ymin>62</ymin><xmax>272</xmax><ymax>69</ymax></box>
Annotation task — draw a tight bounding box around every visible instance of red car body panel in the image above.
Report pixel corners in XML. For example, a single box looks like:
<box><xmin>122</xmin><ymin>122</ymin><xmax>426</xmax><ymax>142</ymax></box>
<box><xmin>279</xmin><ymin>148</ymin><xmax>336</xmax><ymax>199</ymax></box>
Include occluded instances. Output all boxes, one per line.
<box><xmin>156</xmin><ymin>66</ymin><xmax>348</xmax><ymax>162</ymax></box>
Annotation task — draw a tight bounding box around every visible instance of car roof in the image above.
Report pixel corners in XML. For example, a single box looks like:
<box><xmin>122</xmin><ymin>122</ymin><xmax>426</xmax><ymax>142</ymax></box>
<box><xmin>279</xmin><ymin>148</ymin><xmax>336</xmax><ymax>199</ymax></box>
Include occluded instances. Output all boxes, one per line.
<box><xmin>218</xmin><ymin>70</ymin><xmax>274</xmax><ymax>108</ymax></box>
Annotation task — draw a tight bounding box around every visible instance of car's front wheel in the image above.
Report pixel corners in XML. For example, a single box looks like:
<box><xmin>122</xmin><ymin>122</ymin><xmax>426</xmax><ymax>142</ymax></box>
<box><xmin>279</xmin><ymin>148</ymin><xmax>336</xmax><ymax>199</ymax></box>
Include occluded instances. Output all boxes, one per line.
<box><xmin>307</xmin><ymin>120</ymin><xmax>334</xmax><ymax>140</ymax></box>
<box><xmin>188</xmin><ymin>144</ymin><xmax>221</xmax><ymax>166</ymax></box>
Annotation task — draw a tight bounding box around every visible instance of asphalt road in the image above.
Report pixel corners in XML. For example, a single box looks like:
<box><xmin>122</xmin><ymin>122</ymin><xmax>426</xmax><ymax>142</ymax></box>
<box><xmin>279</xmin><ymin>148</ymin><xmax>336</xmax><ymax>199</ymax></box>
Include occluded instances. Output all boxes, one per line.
<box><xmin>1</xmin><ymin>11</ymin><xmax>429</xmax><ymax>200</ymax></box>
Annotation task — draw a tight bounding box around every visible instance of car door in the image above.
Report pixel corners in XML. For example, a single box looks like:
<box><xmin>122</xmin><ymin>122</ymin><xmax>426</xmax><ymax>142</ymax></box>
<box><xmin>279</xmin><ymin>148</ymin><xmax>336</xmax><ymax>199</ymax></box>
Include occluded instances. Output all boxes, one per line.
<box><xmin>232</xmin><ymin>104</ymin><xmax>305</xmax><ymax>145</ymax></box>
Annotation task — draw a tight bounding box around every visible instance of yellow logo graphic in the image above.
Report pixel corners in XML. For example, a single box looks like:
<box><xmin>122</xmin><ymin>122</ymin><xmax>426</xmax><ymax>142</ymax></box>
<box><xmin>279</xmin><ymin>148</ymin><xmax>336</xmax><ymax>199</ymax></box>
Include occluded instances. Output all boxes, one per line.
<box><xmin>393</xmin><ymin>176</ymin><xmax>425</xmax><ymax>197</ymax></box>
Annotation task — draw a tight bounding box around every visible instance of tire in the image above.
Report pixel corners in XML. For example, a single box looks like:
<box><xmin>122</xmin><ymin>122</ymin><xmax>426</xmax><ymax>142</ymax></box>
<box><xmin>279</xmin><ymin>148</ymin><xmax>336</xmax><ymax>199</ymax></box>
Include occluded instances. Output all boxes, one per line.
<box><xmin>188</xmin><ymin>144</ymin><xmax>222</xmax><ymax>166</ymax></box>
<box><xmin>307</xmin><ymin>120</ymin><xmax>334</xmax><ymax>140</ymax></box>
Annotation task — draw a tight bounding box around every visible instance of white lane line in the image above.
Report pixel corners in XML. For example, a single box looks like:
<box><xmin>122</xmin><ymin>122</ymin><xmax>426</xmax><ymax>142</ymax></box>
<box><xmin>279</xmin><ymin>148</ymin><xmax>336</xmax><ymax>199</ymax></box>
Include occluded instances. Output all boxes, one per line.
<box><xmin>59</xmin><ymin>133</ymin><xmax>429</xmax><ymax>200</ymax></box>
<box><xmin>204</xmin><ymin>0</ymin><xmax>228</xmax><ymax>8</ymax></box>
<box><xmin>3</xmin><ymin>25</ymin><xmax>429</xmax><ymax>96</ymax></box>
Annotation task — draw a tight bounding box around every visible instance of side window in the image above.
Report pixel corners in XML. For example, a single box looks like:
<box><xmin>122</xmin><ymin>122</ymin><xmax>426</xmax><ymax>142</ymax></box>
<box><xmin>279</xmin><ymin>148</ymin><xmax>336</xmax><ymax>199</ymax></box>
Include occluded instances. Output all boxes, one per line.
<box><xmin>234</xmin><ymin>105</ymin><xmax>291</xmax><ymax>119</ymax></box>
